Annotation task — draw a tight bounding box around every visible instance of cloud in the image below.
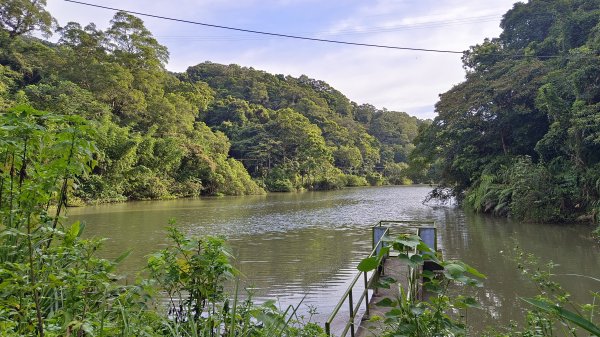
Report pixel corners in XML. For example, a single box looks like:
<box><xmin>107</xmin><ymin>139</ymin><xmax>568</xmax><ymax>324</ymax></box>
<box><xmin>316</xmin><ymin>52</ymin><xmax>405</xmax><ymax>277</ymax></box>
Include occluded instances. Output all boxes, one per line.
<box><xmin>46</xmin><ymin>0</ymin><xmax>519</xmax><ymax>118</ymax></box>
<box><xmin>215</xmin><ymin>0</ymin><xmax>517</xmax><ymax>117</ymax></box>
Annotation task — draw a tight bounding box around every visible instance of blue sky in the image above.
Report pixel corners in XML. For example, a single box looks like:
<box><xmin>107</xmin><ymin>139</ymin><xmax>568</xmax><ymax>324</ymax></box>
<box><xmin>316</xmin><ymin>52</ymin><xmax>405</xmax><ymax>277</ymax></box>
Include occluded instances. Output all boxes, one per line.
<box><xmin>46</xmin><ymin>0</ymin><xmax>520</xmax><ymax>119</ymax></box>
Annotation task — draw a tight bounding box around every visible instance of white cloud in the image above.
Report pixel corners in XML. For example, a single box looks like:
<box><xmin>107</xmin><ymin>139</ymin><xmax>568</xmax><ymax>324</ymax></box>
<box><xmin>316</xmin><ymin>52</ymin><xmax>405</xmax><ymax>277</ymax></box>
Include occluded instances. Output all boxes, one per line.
<box><xmin>46</xmin><ymin>0</ymin><xmax>520</xmax><ymax>119</ymax></box>
<box><xmin>219</xmin><ymin>0</ymin><xmax>517</xmax><ymax>117</ymax></box>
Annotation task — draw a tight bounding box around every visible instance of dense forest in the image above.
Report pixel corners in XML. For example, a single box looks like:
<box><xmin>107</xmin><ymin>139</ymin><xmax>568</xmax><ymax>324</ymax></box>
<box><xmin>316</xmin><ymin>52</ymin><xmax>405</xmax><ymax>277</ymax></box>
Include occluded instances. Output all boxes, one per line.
<box><xmin>2</xmin><ymin>0</ymin><xmax>600</xmax><ymax>226</ymax></box>
<box><xmin>0</xmin><ymin>0</ymin><xmax>423</xmax><ymax>203</ymax></box>
<box><xmin>413</xmin><ymin>0</ymin><xmax>600</xmax><ymax>225</ymax></box>
<box><xmin>2</xmin><ymin>1</ymin><xmax>600</xmax><ymax>336</ymax></box>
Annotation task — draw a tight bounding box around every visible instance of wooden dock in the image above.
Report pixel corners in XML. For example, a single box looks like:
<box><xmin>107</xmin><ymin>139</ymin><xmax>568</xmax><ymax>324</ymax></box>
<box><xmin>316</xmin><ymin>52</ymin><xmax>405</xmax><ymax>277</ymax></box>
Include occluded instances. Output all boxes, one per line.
<box><xmin>324</xmin><ymin>220</ymin><xmax>437</xmax><ymax>337</ymax></box>
<box><xmin>355</xmin><ymin>256</ymin><xmax>409</xmax><ymax>337</ymax></box>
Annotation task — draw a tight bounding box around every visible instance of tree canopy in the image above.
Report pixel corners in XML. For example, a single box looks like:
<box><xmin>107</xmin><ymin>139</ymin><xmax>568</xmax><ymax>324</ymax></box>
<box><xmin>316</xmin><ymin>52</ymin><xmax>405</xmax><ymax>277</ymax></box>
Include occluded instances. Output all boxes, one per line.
<box><xmin>0</xmin><ymin>2</ymin><xmax>423</xmax><ymax>202</ymax></box>
<box><xmin>413</xmin><ymin>0</ymin><xmax>600</xmax><ymax>223</ymax></box>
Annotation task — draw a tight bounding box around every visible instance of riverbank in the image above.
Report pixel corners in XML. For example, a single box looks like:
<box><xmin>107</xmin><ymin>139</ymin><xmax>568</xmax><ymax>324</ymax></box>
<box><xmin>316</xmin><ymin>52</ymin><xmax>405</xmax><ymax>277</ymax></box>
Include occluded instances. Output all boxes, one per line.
<box><xmin>68</xmin><ymin>182</ymin><xmax>425</xmax><ymax>207</ymax></box>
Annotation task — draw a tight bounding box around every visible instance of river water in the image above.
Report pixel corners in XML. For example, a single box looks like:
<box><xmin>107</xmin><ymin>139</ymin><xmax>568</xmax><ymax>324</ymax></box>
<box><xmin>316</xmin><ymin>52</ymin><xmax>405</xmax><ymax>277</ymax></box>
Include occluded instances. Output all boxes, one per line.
<box><xmin>66</xmin><ymin>185</ymin><xmax>600</xmax><ymax>333</ymax></box>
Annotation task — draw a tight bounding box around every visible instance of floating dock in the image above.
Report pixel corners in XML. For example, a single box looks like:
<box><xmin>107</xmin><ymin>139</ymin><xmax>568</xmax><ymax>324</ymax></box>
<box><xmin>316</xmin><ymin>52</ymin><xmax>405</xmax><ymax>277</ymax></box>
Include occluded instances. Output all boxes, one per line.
<box><xmin>324</xmin><ymin>220</ymin><xmax>438</xmax><ymax>337</ymax></box>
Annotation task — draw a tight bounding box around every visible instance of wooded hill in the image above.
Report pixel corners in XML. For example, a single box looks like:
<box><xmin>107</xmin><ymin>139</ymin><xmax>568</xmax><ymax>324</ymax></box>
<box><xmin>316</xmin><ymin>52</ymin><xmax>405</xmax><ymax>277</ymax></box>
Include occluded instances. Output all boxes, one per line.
<box><xmin>0</xmin><ymin>1</ymin><xmax>423</xmax><ymax>202</ymax></box>
<box><xmin>413</xmin><ymin>0</ymin><xmax>600</xmax><ymax>224</ymax></box>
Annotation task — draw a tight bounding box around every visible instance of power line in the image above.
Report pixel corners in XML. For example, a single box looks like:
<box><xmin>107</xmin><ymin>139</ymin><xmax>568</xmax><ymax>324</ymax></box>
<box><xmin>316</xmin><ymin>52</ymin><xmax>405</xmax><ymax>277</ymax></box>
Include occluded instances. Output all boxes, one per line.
<box><xmin>154</xmin><ymin>14</ymin><xmax>504</xmax><ymax>41</ymax></box>
<box><xmin>63</xmin><ymin>0</ymin><xmax>465</xmax><ymax>55</ymax></box>
<box><xmin>62</xmin><ymin>0</ymin><xmax>599</xmax><ymax>60</ymax></box>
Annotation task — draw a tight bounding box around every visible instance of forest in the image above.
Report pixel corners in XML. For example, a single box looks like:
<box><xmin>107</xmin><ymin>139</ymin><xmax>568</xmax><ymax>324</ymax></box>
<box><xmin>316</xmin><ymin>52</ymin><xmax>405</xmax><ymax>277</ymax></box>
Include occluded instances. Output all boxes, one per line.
<box><xmin>0</xmin><ymin>0</ymin><xmax>423</xmax><ymax>204</ymax></box>
<box><xmin>1</xmin><ymin>0</ymin><xmax>600</xmax><ymax>336</ymax></box>
<box><xmin>412</xmin><ymin>0</ymin><xmax>600</xmax><ymax>225</ymax></box>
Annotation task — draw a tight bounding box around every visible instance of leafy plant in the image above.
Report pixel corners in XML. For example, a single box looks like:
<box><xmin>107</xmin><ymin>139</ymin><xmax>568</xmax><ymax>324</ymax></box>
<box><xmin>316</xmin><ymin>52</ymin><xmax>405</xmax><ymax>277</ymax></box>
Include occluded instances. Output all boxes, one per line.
<box><xmin>0</xmin><ymin>106</ymin><xmax>326</xmax><ymax>337</ymax></box>
<box><xmin>358</xmin><ymin>234</ymin><xmax>485</xmax><ymax>337</ymax></box>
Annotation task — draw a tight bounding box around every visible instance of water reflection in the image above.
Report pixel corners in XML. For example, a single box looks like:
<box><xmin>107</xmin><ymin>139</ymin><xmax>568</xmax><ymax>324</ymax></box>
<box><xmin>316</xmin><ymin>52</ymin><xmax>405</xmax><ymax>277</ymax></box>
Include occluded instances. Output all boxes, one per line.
<box><xmin>439</xmin><ymin>212</ymin><xmax>600</xmax><ymax>330</ymax></box>
<box><xmin>67</xmin><ymin>186</ymin><xmax>600</xmax><ymax>333</ymax></box>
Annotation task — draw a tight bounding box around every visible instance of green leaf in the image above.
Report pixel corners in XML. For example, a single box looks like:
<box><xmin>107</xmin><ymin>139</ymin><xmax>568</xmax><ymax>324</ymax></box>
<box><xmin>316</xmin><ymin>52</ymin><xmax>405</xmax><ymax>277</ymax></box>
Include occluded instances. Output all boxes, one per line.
<box><xmin>463</xmin><ymin>263</ymin><xmax>486</xmax><ymax>279</ymax></box>
<box><xmin>522</xmin><ymin>298</ymin><xmax>600</xmax><ymax>336</ymax></box>
<box><xmin>385</xmin><ymin>308</ymin><xmax>403</xmax><ymax>317</ymax></box>
<box><xmin>377</xmin><ymin>245</ymin><xmax>390</xmax><ymax>258</ymax></box>
<box><xmin>375</xmin><ymin>276</ymin><xmax>397</xmax><ymax>289</ymax></box>
<box><xmin>376</xmin><ymin>298</ymin><xmax>397</xmax><ymax>307</ymax></box>
<box><xmin>444</xmin><ymin>263</ymin><xmax>466</xmax><ymax>277</ymax></box>
<box><xmin>416</xmin><ymin>241</ymin><xmax>433</xmax><ymax>253</ymax></box>
<box><xmin>455</xmin><ymin>296</ymin><xmax>480</xmax><ymax>309</ymax></box>
<box><xmin>357</xmin><ymin>257</ymin><xmax>379</xmax><ymax>272</ymax></box>
<box><xmin>409</xmin><ymin>254</ymin><xmax>424</xmax><ymax>266</ymax></box>
<box><xmin>422</xmin><ymin>270</ymin><xmax>435</xmax><ymax>280</ymax></box>
<box><xmin>394</xmin><ymin>234</ymin><xmax>421</xmax><ymax>248</ymax></box>
<box><xmin>113</xmin><ymin>249</ymin><xmax>133</xmax><ymax>264</ymax></box>
<box><xmin>65</xmin><ymin>221</ymin><xmax>80</xmax><ymax>245</ymax></box>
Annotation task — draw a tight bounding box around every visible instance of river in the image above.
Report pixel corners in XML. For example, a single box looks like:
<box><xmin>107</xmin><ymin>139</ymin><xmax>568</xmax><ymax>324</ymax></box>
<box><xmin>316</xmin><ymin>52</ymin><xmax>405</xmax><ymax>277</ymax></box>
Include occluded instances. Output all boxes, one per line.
<box><xmin>66</xmin><ymin>185</ymin><xmax>600</xmax><ymax>333</ymax></box>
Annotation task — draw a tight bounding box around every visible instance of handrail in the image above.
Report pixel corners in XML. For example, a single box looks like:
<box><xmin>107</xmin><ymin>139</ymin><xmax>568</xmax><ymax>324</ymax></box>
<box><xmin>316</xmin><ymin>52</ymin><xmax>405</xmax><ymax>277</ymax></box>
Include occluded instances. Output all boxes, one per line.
<box><xmin>324</xmin><ymin>227</ymin><xmax>389</xmax><ymax>337</ymax></box>
<box><xmin>324</xmin><ymin>220</ymin><xmax>438</xmax><ymax>337</ymax></box>
<box><xmin>376</xmin><ymin>219</ymin><xmax>435</xmax><ymax>227</ymax></box>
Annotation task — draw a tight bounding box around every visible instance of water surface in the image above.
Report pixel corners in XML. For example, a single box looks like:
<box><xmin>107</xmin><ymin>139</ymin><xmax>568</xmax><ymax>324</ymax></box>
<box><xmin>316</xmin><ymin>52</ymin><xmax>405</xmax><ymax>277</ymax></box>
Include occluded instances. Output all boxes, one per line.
<box><xmin>67</xmin><ymin>186</ymin><xmax>600</xmax><ymax>332</ymax></box>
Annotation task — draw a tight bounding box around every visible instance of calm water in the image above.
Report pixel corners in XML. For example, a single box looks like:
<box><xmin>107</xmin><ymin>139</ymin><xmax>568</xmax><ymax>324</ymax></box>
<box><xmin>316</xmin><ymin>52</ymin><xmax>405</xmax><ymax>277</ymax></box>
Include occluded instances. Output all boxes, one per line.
<box><xmin>66</xmin><ymin>186</ymin><xmax>600</xmax><ymax>332</ymax></box>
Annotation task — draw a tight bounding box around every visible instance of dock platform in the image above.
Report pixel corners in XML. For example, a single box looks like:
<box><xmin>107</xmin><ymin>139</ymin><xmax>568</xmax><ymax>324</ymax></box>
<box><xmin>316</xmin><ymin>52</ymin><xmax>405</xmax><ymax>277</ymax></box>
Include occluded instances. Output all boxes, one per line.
<box><xmin>324</xmin><ymin>220</ymin><xmax>437</xmax><ymax>337</ymax></box>
<box><xmin>355</xmin><ymin>257</ymin><xmax>409</xmax><ymax>337</ymax></box>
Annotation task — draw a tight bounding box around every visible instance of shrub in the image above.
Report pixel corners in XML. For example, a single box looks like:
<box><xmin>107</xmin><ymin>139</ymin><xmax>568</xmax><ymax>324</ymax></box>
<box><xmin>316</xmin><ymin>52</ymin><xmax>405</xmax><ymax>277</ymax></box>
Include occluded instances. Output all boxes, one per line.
<box><xmin>366</xmin><ymin>172</ymin><xmax>385</xmax><ymax>186</ymax></box>
<box><xmin>343</xmin><ymin>174</ymin><xmax>368</xmax><ymax>187</ymax></box>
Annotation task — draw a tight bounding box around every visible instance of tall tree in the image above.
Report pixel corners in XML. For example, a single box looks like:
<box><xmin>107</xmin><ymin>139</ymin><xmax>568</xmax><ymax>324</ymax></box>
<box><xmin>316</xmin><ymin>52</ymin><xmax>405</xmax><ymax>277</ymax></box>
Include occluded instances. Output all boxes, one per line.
<box><xmin>0</xmin><ymin>0</ymin><xmax>54</xmax><ymax>38</ymax></box>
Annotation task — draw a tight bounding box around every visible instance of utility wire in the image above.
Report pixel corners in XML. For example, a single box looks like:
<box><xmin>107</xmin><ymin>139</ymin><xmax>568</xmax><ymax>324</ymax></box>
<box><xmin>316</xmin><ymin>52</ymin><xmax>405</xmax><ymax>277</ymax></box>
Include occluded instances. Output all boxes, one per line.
<box><xmin>63</xmin><ymin>0</ymin><xmax>464</xmax><ymax>54</ymax></box>
<box><xmin>155</xmin><ymin>14</ymin><xmax>504</xmax><ymax>41</ymax></box>
<box><xmin>63</xmin><ymin>0</ymin><xmax>598</xmax><ymax>59</ymax></box>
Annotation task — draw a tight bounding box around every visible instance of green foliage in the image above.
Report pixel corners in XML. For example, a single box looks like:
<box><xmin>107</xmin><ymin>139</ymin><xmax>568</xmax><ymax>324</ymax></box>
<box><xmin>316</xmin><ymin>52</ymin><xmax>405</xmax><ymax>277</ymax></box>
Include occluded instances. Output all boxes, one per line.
<box><xmin>0</xmin><ymin>0</ymin><xmax>429</xmax><ymax>203</ymax></box>
<box><xmin>0</xmin><ymin>0</ymin><xmax>55</xmax><ymax>38</ymax></box>
<box><xmin>342</xmin><ymin>174</ymin><xmax>368</xmax><ymax>187</ymax></box>
<box><xmin>415</xmin><ymin>0</ymin><xmax>600</xmax><ymax>222</ymax></box>
<box><xmin>521</xmin><ymin>298</ymin><xmax>600</xmax><ymax>336</ymax></box>
<box><xmin>366</xmin><ymin>172</ymin><xmax>385</xmax><ymax>186</ymax></box>
<box><xmin>358</xmin><ymin>235</ymin><xmax>485</xmax><ymax>337</ymax></box>
<box><xmin>147</xmin><ymin>225</ymin><xmax>233</xmax><ymax>323</ymax></box>
<box><xmin>0</xmin><ymin>0</ymin><xmax>426</xmax><ymax>200</ymax></box>
<box><xmin>311</xmin><ymin>170</ymin><xmax>345</xmax><ymax>191</ymax></box>
<box><xmin>0</xmin><ymin>106</ymin><xmax>144</xmax><ymax>337</ymax></box>
<box><xmin>185</xmin><ymin>62</ymin><xmax>424</xmax><ymax>186</ymax></box>
<box><xmin>383</xmin><ymin>162</ymin><xmax>413</xmax><ymax>185</ymax></box>
<box><xmin>465</xmin><ymin>156</ymin><xmax>582</xmax><ymax>222</ymax></box>
<box><xmin>0</xmin><ymin>106</ymin><xmax>325</xmax><ymax>337</ymax></box>
<box><xmin>265</xmin><ymin>166</ymin><xmax>297</xmax><ymax>192</ymax></box>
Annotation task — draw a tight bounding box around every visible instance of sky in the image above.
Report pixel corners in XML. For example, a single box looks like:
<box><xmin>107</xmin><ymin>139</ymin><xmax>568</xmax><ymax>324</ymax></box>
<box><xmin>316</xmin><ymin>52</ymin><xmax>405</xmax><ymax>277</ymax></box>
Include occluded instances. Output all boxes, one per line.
<box><xmin>46</xmin><ymin>0</ymin><xmax>521</xmax><ymax>119</ymax></box>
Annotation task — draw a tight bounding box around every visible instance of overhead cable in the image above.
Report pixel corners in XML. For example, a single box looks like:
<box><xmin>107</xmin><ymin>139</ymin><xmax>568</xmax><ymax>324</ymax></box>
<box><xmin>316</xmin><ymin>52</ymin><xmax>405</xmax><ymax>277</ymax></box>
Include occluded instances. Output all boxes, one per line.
<box><xmin>63</xmin><ymin>0</ymin><xmax>598</xmax><ymax>59</ymax></box>
<box><xmin>63</xmin><ymin>0</ymin><xmax>464</xmax><ymax>54</ymax></box>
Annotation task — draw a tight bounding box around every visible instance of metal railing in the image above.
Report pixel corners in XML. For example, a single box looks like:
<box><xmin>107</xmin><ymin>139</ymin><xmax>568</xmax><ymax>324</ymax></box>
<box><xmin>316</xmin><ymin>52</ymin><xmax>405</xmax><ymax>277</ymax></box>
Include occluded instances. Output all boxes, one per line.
<box><xmin>324</xmin><ymin>227</ymin><xmax>389</xmax><ymax>337</ymax></box>
<box><xmin>324</xmin><ymin>220</ymin><xmax>438</xmax><ymax>337</ymax></box>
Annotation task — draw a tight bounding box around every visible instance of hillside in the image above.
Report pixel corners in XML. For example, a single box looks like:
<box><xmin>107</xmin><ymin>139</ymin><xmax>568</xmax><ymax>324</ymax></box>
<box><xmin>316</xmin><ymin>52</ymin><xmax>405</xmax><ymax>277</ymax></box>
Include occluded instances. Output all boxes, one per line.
<box><xmin>0</xmin><ymin>6</ymin><xmax>423</xmax><ymax>202</ymax></box>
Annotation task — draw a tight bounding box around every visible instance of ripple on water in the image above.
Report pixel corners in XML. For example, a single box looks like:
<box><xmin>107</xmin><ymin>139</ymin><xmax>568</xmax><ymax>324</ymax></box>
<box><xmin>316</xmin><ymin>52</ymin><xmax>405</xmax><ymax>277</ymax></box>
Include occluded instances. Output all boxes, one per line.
<box><xmin>67</xmin><ymin>186</ymin><xmax>600</xmax><ymax>334</ymax></box>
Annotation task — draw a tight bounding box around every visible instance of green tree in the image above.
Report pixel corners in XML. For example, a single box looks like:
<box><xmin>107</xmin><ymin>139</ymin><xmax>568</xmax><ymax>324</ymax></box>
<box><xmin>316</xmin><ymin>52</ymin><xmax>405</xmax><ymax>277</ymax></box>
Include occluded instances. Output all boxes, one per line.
<box><xmin>0</xmin><ymin>0</ymin><xmax>54</xmax><ymax>38</ymax></box>
<box><xmin>415</xmin><ymin>0</ymin><xmax>600</xmax><ymax>223</ymax></box>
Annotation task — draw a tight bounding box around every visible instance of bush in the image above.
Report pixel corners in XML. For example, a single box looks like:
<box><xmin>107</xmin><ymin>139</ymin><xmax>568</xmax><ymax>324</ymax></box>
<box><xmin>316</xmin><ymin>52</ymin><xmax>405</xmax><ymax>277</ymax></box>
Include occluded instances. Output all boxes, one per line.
<box><xmin>343</xmin><ymin>174</ymin><xmax>368</xmax><ymax>187</ymax></box>
<box><xmin>265</xmin><ymin>166</ymin><xmax>298</xmax><ymax>192</ymax></box>
<box><xmin>312</xmin><ymin>173</ymin><xmax>345</xmax><ymax>190</ymax></box>
<box><xmin>366</xmin><ymin>172</ymin><xmax>385</xmax><ymax>186</ymax></box>
<box><xmin>383</xmin><ymin>162</ymin><xmax>413</xmax><ymax>185</ymax></box>
<box><xmin>266</xmin><ymin>178</ymin><xmax>295</xmax><ymax>192</ymax></box>
<box><xmin>0</xmin><ymin>107</ymin><xmax>327</xmax><ymax>337</ymax></box>
<box><xmin>465</xmin><ymin>156</ymin><xmax>582</xmax><ymax>222</ymax></box>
